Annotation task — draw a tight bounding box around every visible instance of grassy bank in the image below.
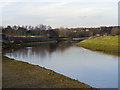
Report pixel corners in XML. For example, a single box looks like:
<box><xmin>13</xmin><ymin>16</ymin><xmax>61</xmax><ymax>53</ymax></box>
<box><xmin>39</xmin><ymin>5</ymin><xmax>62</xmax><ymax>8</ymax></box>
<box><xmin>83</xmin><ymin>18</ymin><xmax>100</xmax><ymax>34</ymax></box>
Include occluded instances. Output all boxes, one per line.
<box><xmin>2</xmin><ymin>56</ymin><xmax>97</xmax><ymax>88</ymax></box>
<box><xmin>77</xmin><ymin>36</ymin><xmax>119</xmax><ymax>54</ymax></box>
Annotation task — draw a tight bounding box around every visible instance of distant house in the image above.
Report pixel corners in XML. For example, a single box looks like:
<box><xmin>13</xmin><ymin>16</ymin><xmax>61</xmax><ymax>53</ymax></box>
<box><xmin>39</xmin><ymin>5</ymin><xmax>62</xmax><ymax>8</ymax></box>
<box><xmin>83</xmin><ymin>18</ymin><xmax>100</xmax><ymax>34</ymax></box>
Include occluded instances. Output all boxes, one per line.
<box><xmin>86</xmin><ymin>29</ymin><xmax>89</xmax><ymax>32</ymax></box>
<box><xmin>73</xmin><ymin>30</ymin><xmax>77</xmax><ymax>33</ymax></box>
<box><xmin>96</xmin><ymin>34</ymin><xmax>100</xmax><ymax>37</ymax></box>
<box><xmin>103</xmin><ymin>34</ymin><xmax>108</xmax><ymax>36</ymax></box>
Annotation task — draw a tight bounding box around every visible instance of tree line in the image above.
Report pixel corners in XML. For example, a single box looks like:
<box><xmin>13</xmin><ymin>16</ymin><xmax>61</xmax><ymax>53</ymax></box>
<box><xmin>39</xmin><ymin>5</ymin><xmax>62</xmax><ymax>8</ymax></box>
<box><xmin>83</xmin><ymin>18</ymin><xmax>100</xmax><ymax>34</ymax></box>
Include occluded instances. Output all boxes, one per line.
<box><xmin>1</xmin><ymin>24</ymin><xmax>120</xmax><ymax>38</ymax></box>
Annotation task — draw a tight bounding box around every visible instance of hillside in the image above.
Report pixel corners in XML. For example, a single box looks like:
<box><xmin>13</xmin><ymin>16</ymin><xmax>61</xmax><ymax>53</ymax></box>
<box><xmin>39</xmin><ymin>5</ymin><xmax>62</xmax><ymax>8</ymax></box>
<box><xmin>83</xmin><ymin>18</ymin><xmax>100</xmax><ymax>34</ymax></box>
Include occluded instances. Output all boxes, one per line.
<box><xmin>77</xmin><ymin>36</ymin><xmax>119</xmax><ymax>54</ymax></box>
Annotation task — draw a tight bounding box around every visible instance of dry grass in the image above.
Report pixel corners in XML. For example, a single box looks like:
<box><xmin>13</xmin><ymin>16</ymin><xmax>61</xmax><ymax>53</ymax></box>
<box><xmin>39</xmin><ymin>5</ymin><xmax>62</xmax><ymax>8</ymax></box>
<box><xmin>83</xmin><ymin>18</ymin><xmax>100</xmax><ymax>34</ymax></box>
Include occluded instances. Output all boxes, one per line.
<box><xmin>2</xmin><ymin>56</ymin><xmax>98</xmax><ymax>89</ymax></box>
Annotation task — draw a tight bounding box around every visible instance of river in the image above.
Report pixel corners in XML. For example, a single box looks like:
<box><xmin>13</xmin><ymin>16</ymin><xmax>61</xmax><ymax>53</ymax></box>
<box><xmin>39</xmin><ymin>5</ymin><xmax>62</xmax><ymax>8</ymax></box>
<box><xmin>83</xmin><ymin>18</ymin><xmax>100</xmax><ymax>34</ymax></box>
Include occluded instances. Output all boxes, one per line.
<box><xmin>4</xmin><ymin>41</ymin><xmax>118</xmax><ymax>88</ymax></box>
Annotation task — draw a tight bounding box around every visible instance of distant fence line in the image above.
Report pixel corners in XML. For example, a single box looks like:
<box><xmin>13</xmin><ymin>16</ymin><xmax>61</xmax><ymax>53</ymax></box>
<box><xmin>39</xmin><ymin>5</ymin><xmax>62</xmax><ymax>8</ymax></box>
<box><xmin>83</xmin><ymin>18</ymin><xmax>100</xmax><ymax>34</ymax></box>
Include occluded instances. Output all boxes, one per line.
<box><xmin>1</xmin><ymin>34</ymin><xmax>85</xmax><ymax>41</ymax></box>
<box><xmin>3</xmin><ymin>36</ymin><xmax>68</xmax><ymax>41</ymax></box>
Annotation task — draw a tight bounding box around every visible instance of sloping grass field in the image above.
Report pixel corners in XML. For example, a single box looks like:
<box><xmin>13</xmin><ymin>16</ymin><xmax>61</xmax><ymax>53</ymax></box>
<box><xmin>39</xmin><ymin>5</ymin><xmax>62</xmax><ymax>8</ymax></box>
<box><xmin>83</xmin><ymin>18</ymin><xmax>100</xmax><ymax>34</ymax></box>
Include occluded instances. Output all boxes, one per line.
<box><xmin>2</xmin><ymin>56</ymin><xmax>98</xmax><ymax>88</ymax></box>
<box><xmin>77</xmin><ymin>36</ymin><xmax>119</xmax><ymax>54</ymax></box>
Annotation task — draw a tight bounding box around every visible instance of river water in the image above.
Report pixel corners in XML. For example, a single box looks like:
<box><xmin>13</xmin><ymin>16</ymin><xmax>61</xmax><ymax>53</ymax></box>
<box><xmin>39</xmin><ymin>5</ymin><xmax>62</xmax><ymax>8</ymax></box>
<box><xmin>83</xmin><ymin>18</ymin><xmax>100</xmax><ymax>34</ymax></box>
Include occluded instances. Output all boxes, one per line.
<box><xmin>4</xmin><ymin>42</ymin><xmax>118</xmax><ymax>88</ymax></box>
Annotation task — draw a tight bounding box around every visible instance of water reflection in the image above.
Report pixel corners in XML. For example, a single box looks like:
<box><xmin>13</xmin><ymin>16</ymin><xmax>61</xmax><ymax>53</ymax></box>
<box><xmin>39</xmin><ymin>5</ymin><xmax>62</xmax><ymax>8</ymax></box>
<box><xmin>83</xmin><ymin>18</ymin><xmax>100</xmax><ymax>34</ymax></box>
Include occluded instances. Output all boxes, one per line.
<box><xmin>5</xmin><ymin>42</ymin><xmax>118</xmax><ymax>88</ymax></box>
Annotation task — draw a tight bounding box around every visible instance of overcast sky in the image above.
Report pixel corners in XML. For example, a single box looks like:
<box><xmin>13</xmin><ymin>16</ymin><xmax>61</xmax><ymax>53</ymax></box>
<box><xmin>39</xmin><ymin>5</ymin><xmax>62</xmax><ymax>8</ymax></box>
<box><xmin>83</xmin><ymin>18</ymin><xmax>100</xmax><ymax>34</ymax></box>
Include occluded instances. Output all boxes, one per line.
<box><xmin>0</xmin><ymin>0</ymin><xmax>119</xmax><ymax>28</ymax></box>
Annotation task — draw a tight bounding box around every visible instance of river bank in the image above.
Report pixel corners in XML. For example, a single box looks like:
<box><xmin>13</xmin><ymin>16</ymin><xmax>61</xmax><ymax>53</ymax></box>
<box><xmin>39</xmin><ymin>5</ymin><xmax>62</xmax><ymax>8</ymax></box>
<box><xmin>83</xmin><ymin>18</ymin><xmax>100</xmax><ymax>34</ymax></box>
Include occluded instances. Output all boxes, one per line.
<box><xmin>2</xmin><ymin>39</ymin><xmax>57</xmax><ymax>50</ymax></box>
<box><xmin>2</xmin><ymin>56</ymin><xmax>97</xmax><ymax>88</ymax></box>
<box><xmin>76</xmin><ymin>36</ymin><xmax>119</xmax><ymax>55</ymax></box>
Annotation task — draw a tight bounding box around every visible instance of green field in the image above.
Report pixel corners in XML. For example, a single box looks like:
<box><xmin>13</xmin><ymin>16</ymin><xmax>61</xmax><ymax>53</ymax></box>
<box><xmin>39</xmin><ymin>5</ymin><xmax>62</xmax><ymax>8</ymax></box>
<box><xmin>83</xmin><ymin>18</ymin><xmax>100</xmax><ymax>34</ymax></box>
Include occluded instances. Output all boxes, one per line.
<box><xmin>77</xmin><ymin>36</ymin><xmax>119</xmax><ymax>54</ymax></box>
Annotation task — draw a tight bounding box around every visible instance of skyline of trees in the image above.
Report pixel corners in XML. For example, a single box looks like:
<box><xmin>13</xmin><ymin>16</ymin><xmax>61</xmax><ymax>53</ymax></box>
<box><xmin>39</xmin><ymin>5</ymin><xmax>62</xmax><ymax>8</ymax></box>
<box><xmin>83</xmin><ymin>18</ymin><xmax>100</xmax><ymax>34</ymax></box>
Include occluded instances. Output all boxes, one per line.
<box><xmin>1</xmin><ymin>24</ymin><xmax>120</xmax><ymax>38</ymax></box>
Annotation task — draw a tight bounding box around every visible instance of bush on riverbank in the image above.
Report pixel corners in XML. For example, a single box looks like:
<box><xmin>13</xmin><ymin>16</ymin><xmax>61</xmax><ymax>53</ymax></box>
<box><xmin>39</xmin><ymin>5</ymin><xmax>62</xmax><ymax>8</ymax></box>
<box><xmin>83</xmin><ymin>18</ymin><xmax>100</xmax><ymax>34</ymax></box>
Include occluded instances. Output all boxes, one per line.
<box><xmin>77</xmin><ymin>36</ymin><xmax>119</xmax><ymax>54</ymax></box>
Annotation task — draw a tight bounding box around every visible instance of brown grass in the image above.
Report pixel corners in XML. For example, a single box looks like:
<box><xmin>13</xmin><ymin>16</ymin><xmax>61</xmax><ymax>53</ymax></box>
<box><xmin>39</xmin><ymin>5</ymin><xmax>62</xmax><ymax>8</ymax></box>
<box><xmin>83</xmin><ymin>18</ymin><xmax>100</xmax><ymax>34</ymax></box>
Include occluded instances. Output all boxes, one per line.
<box><xmin>2</xmin><ymin>56</ymin><xmax>98</xmax><ymax>89</ymax></box>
